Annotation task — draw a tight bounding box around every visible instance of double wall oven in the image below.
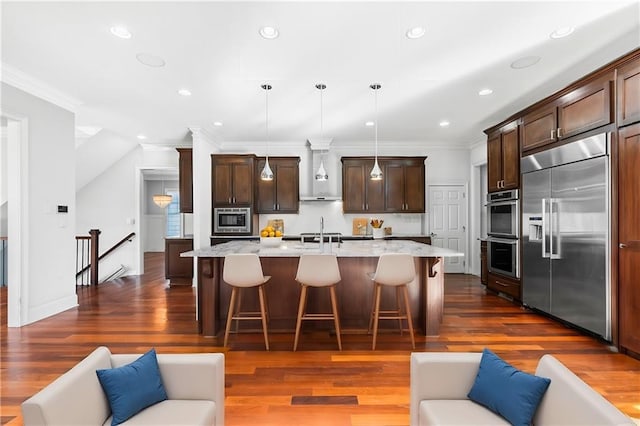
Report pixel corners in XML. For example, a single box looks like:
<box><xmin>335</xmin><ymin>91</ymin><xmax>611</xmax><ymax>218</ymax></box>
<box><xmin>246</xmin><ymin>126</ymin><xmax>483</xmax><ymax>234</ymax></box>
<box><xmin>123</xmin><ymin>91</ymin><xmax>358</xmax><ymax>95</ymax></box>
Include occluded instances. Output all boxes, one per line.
<box><xmin>486</xmin><ymin>189</ymin><xmax>519</xmax><ymax>278</ymax></box>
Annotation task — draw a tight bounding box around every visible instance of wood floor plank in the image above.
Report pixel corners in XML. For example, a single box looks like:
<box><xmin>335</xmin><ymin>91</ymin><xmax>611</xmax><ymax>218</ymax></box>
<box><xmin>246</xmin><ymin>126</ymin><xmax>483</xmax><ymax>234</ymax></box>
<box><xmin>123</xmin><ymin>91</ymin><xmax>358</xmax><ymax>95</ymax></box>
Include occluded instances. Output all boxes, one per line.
<box><xmin>1</xmin><ymin>253</ymin><xmax>639</xmax><ymax>425</ymax></box>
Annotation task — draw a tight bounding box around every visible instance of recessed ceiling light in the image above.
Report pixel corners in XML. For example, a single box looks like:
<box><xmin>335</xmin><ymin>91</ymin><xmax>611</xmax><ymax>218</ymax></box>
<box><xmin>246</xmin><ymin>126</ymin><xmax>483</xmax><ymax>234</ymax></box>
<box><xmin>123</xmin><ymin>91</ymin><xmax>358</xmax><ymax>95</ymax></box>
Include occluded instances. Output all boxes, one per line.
<box><xmin>259</xmin><ymin>26</ymin><xmax>279</xmax><ymax>39</ymax></box>
<box><xmin>406</xmin><ymin>26</ymin><xmax>426</xmax><ymax>39</ymax></box>
<box><xmin>550</xmin><ymin>26</ymin><xmax>574</xmax><ymax>39</ymax></box>
<box><xmin>110</xmin><ymin>26</ymin><xmax>132</xmax><ymax>39</ymax></box>
<box><xmin>365</xmin><ymin>121</ymin><xmax>375</xmax><ymax>127</ymax></box>
<box><xmin>177</xmin><ymin>89</ymin><xmax>192</xmax><ymax>96</ymax></box>
<box><xmin>213</xmin><ymin>121</ymin><xmax>223</xmax><ymax>127</ymax></box>
<box><xmin>137</xmin><ymin>134</ymin><xmax>147</xmax><ymax>140</ymax></box>
<box><xmin>478</xmin><ymin>88</ymin><xmax>493</xmax><ymax>96</ymax></box>
<box><xmin>136</xmin><ymin>53</ymin><xmax>165</xmax><ymax>68</ymax></box>
<box><xmin>510</xmin><ymin>56</ymin><xmax>541</xmax><ymax>69</ymax></box>
<box><xmin>439</xmin><ymin>121</ymin><xmax>450</xmax><ymax>127</ymax></box>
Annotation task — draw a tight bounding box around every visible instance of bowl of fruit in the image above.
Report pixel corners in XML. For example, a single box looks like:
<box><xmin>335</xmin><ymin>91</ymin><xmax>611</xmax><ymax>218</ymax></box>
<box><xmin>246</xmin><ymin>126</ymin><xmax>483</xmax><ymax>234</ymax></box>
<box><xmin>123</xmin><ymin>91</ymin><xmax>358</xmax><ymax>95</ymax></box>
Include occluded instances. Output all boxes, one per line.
<box><xmin>259</xmin><ymin>226</ymin><xmax>283</xmax><ymax>246</ymax></box>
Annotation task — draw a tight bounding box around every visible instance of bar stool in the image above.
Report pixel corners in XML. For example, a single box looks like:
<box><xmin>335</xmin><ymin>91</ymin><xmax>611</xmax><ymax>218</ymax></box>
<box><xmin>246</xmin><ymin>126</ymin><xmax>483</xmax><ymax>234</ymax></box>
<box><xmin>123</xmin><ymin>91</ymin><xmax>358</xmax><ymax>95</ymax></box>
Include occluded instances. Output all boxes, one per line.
<box><xmin>293</xmin><ymin>254</ymin><xmax>342</xmax><ymax>351</ymax></box>
<box><xmin>368</xmin><ymin>253</ymin><xmax>416</xmax><ymax>350</ymax></box>
<box><xmin>223</xmin><ymin>253</ymin><xmax>271</xmax><ymax>350</ymax></box>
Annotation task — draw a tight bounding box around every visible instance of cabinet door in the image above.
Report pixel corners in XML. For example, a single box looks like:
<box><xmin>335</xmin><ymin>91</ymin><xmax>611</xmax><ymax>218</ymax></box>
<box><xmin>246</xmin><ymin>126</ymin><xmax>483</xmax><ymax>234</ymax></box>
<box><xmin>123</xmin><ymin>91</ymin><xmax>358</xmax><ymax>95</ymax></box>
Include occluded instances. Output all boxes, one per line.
<box><xmin>617</xmin><ymin>57</ymin><xmax>640</xmax><ymax>127</ymax></box>
<box><xmin>231</xmin><ymin>161</ymin><xmax>253</xmax><ymax>205</ymax></box>
<box><xmin>213</xmin><ymin>161</ymin><xmax>233</xmax><ymax>205</ymax></box>
<box><xmin>365</xmin><ymin>160</ymin><xmax>385</xmax><ymax>212</ymax></box>
<box><xmin>274</xmin><ymin>159</ymin><xmax>299</xmax><ymax>213</ymax></box>
<box><xmin>177</xmin><ymin>148</ymin><xmax>193</xmax><ymax>213</ymax></box>
<box><xmin>521</xmin><ymin>103</ymin><xmax>557</xmax><ymax>152</ymax></box>
<box><xmin>384</xmin><ymin>162</ymin><xmax>405</xmax><ymax>212</ymax></box>
<box><xmin>256</xmin><ymin>158</ymin><xmax>276</xmax><ymax>212</ymax></box>
<box><xmin>404</xmin><ymin>163</ymin><xmax>425</xmax><ymax>212</ymax></box>
<box><xmin>342</xmin><ymin>161</ymin><xmax>367</xmax><ymax>213</ymax></box>
<box><xmin>487</xmin><ymin>133</ymin><xmax>503</xmax><ymax>192</ymax></box>
<box><xmin>557</xmin><ymin>76</ymin><xmax>612</xmax><ymax>139</ymax></box>
<box><xmin>619</xmin><ymin>123</ymin><xmax>640</xmax><ymax>354</ymax></box>
<box><xmin>501</xmin><ymin>127</ymin><xmax>519</xmax><ymax>190</ymax></box>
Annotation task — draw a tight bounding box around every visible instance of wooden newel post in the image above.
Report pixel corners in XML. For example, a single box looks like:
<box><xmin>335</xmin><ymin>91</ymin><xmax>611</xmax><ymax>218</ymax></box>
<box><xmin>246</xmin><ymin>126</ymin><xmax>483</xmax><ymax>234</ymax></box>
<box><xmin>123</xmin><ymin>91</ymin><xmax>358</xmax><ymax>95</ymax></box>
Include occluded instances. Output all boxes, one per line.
<box><xmin>89</xmin><ymin>229</ymin><xmax>101</xmax><ymax>286</ymax></box>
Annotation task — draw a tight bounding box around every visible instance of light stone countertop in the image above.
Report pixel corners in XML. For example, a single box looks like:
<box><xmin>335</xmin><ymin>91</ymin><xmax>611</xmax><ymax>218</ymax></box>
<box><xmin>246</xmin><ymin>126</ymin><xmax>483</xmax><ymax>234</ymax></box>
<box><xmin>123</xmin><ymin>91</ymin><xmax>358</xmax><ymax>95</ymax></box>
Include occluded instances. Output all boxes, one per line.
<box><xmin>183</xmin><ymin>239</ymin><xmax>464</xmax><ymax>258</ymax></box>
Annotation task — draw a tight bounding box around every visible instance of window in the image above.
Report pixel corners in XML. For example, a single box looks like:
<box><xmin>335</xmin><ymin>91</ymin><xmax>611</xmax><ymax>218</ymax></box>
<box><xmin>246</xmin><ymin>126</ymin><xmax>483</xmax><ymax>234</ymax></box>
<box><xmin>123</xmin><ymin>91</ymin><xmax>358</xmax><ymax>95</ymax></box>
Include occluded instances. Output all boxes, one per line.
<box><xmin>165</xmin><ymin>189</ymin><xmax>181</xmax><ymax>237</ymax></box>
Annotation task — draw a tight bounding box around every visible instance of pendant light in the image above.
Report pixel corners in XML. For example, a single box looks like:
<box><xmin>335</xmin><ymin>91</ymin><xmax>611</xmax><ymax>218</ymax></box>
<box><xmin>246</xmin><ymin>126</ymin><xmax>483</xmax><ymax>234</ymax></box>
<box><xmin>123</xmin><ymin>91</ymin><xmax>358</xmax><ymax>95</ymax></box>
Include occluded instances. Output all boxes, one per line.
<box><xmin>370</xmin><ymin>83</ymin><xmax>383</xmax><ymax>180</ymax></box>
<box><xmin>315</xmin><ymin>83</ymin><xmax>328</xmax><ymax>181</ymax></box>
<box><xmin>152</xmin><ymin>179</ymin><xmax>172</xmax><ymax>208</ymax></box>
<box><xmin>260</xmin><ymin>83</ymin><xmax>274</xmax><ymax>181</ymax></box>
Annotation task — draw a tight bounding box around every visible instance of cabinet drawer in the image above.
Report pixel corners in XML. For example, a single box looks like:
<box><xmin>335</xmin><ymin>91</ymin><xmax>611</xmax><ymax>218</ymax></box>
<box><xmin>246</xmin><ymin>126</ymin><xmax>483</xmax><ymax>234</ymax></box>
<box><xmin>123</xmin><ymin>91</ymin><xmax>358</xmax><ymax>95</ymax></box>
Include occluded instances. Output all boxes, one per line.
<box><xmin>487</xmin><ymin>273</ymin><xmax>520</xmax><ymax>299</ymax></box>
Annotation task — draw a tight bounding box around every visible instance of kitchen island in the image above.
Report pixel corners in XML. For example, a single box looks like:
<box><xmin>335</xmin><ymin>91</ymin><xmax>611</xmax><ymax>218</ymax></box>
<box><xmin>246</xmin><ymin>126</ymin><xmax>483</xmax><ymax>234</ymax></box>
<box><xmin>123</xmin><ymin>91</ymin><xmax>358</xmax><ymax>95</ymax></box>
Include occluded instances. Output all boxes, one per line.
<box><xmin>185</xmin><ymin>240</ymin><xmax>463</xmax><ymax>338</ymax></box>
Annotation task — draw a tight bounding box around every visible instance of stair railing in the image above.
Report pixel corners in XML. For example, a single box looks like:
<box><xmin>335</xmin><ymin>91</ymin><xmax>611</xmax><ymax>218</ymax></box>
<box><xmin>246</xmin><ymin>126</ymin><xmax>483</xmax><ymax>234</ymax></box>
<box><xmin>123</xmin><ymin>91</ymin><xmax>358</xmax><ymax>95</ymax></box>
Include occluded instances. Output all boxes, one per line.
<box><xmin>75</xmin><ymin>230</ymin><xmax>136</xmax><ymax>286</ymax></box>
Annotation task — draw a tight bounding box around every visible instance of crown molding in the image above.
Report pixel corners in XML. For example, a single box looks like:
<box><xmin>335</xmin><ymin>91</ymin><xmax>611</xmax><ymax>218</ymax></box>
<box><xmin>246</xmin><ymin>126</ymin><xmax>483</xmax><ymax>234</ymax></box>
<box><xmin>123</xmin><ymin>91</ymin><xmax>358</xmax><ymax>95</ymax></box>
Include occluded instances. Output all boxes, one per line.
<box><xmin>1</xmin><ymin>63</ymin><xmax>83</xmax><ymax>113</ymax></box>
<box><xmin>189</xmin><ymin>126</ymin><xmax>222</xmax><ymax>150</ymax></box>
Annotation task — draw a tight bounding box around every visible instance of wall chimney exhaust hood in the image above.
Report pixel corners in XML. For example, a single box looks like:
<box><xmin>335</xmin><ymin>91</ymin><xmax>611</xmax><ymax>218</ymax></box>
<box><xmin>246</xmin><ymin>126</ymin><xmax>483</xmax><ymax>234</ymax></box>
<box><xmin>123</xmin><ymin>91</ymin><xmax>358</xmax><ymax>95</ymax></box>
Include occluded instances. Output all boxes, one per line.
<box><xmin>300</xmin><ymin>138</ymin><xmax>342</xmax><ymax>201</ymax></box>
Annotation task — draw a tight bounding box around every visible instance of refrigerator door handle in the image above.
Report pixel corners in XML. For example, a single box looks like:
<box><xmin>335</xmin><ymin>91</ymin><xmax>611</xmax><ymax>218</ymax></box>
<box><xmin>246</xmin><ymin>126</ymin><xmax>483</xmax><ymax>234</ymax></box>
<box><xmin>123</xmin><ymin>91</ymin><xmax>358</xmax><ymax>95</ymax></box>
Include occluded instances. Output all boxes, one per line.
<box><xmin>550</xmin><ymin>199</ymin><xmax>561</xmax><ymax>259</ymax></box>
<box><xmin>542</xmin><ymin>198</ymin><xmax>549</xmax><ymax>258</ymax></box>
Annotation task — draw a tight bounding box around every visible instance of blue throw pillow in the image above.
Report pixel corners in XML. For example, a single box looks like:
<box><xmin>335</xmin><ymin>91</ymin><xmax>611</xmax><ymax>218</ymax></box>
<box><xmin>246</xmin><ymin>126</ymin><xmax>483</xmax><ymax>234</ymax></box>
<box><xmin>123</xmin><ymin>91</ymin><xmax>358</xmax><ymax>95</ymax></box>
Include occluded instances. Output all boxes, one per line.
<box><xmin>96</xmin><ymin>348</ymin><xmax>168</xmax><ymax>426</ymax></box>
<box><xmin>467</xmin><ymin>348</ymin><xmax>551</xmax><ymax>426</ymax></box>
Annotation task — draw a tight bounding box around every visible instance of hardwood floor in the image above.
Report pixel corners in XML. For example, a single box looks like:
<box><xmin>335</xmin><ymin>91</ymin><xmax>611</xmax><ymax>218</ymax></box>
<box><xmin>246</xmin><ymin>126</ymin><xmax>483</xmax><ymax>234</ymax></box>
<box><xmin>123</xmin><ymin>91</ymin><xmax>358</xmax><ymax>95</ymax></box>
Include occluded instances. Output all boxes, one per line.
<box><xmin>1</xmin><ymin>252</ymin><xmax>639</xmax><ymax>425</ymax></box>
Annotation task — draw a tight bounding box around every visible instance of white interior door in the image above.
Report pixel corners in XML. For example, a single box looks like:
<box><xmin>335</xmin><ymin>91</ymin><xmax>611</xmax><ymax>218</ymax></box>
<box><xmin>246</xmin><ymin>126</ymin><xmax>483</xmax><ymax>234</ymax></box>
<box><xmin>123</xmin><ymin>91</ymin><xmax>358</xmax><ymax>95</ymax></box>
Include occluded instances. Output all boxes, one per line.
<box><xmin>428</xmin><ymin>185</ymin><xmax>467</xmax><ymax>273</ymax></box>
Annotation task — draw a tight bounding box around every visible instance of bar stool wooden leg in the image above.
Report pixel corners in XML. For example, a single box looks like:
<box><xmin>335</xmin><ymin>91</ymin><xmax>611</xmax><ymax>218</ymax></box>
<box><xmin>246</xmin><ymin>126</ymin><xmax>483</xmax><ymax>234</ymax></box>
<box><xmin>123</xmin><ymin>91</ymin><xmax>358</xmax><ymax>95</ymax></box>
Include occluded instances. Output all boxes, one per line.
<box><xmin>329</xmin><ymin>285</ymin><xmax>342</xmax><ymax>351</ymax></box>
<box><xmin>293</xmin><ymin>285</ymin><xmax>308</xmax><ymax>351</ymax></box>
<box><xmin>396</xmin><ymin>286</ymin><xmax>404</xmax><ymax>335</ymax></box>
<box><xmin>224</xmin><ymin>287</ymin><xmax>238</xmax><ymax>348</ymax></box>
<box><xmin>234</xmin><ymin>289</ymin><xmax>243</xmax><ymax>334</ymax></box>
<box><xmin>258</xmin><ymin>285</ymin><xmax>269</xmax><ymax>351</ymax></box>
<box><xmin>372</xmin><ymin>283</ymin><xmax>382</xmax><ymax>350</ymax></box>
<box><xmin>368</xmin><ymin>282</ymin><xmax>378</xmax><ymax>334</ymax></box>
<box><xmin>402</xmin><ymin>285</ymin><xmax>415</xmax><ymax>349</ymax></box>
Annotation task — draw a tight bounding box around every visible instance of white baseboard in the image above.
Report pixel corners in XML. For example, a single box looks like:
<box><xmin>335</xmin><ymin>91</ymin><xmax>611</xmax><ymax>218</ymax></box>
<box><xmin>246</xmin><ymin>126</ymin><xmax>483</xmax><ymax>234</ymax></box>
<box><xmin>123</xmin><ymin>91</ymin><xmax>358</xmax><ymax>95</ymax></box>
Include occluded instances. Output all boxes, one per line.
<box><xmin>26</xmin><ymin>294</ymin><xmax>78</xmax><ymax>326</ymax></box>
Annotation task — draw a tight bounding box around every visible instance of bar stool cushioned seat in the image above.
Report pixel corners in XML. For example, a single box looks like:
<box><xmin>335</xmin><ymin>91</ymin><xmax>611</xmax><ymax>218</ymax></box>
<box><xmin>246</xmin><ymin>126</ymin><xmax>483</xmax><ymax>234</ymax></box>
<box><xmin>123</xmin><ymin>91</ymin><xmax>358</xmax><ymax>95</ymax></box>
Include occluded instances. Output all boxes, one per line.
<box><xmin>294</xmin><ymin>254</ymin><xmax>342</xmax><ymax>351</ymax></box>
<box><xmin>223</xmin><ymin>253</ymin><xmax>271</xmax><ymax>350</ymax></box>
<box><xmin>368</xmin><ymin>253</ymin><xmax>416</xmax><ymax>350</ymax></box>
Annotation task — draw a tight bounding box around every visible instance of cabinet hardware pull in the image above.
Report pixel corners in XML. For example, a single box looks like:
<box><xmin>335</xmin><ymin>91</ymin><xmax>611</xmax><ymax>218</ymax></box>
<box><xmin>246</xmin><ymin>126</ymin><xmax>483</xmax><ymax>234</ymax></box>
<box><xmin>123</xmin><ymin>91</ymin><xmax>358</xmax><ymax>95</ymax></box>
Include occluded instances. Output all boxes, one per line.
<box><xmin>620</xmin><ymin>243</ymin><xmax>627</xmax><ymax>248</ymax></box>
<box><xmin>550</xmin><ymin>129</ymin><xmax>555</xmax><ymax>140</ymax></box>
<box><xmin>366</xmin><ymin>203</ymin><xmax>369</xmax><ymax>210</ymax></box>
<box><xmin>228</xmin><ymin>197</ymin><xmax>232</xmax><ymax>203</ymax></box>
<box><xmin>495</xmin><ymin>281</ymin><xmax>508</xmax><ymax>287</ymax></box>
<box><xmin>557</xmin><ymin>127</ymin><xmax>562</xmax><ymax>138</ymax></box>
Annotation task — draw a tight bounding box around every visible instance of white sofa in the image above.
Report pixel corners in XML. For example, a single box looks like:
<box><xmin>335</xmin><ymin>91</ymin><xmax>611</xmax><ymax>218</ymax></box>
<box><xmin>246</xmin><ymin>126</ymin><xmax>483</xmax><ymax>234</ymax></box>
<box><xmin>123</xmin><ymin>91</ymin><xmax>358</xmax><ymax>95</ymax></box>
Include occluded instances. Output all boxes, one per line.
<box><xmin>21</xmin><ymin>346</ymin><xmax>225</xmax><ymax>426</ymax></box>
<box><xmin>410</xmin><ymin>352</ymin><xmax>634</xmax><ymax>426</ymax></box>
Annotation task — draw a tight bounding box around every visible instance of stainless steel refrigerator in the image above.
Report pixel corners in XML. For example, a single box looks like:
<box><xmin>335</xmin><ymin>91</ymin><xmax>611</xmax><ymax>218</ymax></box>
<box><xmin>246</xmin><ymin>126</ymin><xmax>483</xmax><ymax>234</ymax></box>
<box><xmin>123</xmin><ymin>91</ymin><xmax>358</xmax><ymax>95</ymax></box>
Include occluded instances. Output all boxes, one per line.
<box><xmin>521</xmin><ymin>132</ymin><xmax>610</xmax><ymax>341</ymax></box>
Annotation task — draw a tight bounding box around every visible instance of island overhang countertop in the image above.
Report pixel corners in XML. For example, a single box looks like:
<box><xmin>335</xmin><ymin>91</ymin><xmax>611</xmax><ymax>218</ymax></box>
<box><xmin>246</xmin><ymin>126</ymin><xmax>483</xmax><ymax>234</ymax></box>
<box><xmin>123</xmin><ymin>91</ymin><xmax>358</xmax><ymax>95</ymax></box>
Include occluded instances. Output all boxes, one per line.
<box><xmin>189</xmin><ymin>239</ymin><xmax>463</xmax><ymax>340</ymax></box>
<box><xmin>183</xmin><ymin>239</ymin><xmax>464</xmax><ymax>258</ymax></box>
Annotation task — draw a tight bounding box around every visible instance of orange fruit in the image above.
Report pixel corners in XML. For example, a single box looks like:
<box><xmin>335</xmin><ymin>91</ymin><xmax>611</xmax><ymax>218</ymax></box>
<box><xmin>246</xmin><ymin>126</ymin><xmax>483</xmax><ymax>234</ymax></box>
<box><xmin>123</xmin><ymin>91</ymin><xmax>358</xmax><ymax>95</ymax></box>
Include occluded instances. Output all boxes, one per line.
<box><xmin>260</xmin><ymin>230</ymin><xmax>269</xmax><ymax>237</ymax></box>
<box><xmin>269</xmin><ymin>231</ymin><xmax>275</xmax><ymax>237</ymax></box>
<box><xmin>275</xmin><ymin>230</ymin><xmax>282</xmax><ymax>237</ymax></box>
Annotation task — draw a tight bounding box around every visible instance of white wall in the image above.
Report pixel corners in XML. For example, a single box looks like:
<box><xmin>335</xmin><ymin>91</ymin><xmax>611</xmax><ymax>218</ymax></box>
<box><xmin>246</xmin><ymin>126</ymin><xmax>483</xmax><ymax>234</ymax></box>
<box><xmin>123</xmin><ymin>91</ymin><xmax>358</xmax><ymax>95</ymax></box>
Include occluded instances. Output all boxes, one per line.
<box><xmin>1</xmin><ymin>82</ymin><xmax>77</xmax><ymax>325</ymax></box>
<box><xmin>76</xmin><ymin>147</ymin><xmax>178</xmax><ymax>277</ymax></box>
<box><xmin>469</xmin><ymin>140</ymin><xmax>488</xmax><ymax>277</ymax></box>
<box><xmin>0</xmin><ymin>121</ymin><xmax>7</xmax><ymax>236</ymax></box>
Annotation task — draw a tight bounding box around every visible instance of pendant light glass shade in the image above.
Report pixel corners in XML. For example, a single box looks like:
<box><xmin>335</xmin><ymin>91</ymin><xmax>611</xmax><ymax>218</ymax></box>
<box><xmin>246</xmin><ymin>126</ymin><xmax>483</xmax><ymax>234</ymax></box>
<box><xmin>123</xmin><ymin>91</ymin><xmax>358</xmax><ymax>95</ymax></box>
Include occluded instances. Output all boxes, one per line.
<box><xmin>152</xmin><ymin>179</ymin><xmax>172</xmax><ymax>208</ymax></box>
<box><xmin>315</xmin><ymin>83</ymin><xmax>329</xmax><ymax>181</ymax></box>
<box><xmin>260</xmin><ymin>84</ymin><xmax>274</xmax><ymax>181</ymax></box>
<box><xmin>152</xmin><ymin>194</ymin><xmax>172</xmax><ymax>208</ymax></box>
<box><xmin>370</xmin><ymin>83</ymin><xmax>383</xmax><ymax>180</ymax></box>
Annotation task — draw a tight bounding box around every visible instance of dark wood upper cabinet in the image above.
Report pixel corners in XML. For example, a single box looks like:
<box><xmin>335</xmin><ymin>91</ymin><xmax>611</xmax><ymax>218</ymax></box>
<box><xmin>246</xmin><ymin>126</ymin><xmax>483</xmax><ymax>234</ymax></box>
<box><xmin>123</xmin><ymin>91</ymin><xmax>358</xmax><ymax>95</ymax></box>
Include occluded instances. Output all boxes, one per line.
<box><xmin>341</xmin><ymin>158</ymin><xmax>384</xmax><ymax>213</ymax></box>
<box><xmin>487</xmin><ymin>122</ymin><xmax>519</xmax><ymax>193</ymax></box>
<box><xmin>384</xmin><ymin>158</ymin><xmax>425</xmax><ymax>212</ymax></box>
<box><xmin>176</xmin><ymin>148</ymin><xmax>193</xmax><ymax>213</ymax></box>
<box><xmin>256</xmin><ymin>157</ymin><xmax>300</xmax><ymax>214</ymax></box>
<box><xmin>617</xmin><ymin>56</ymin><xmax>640</xmax><ymax>128</ymax></box>
<box><xmin>342</xmin><ymin>157</ymin><xmax>424</xmax><ymax>213</ymax></box>
<box><xmin>521</xmin><ymin>75</ymin><xmax>613</xmax><ymax>153</ymax></box>
<box><xmin>618</xmin><ymin>122</ymin><xmax>640</xmax><ymax>355</ymax></box>
<box><xmin>211</xmin><ymin>155</ymin><xmax>255</xmax><ymax>206</ymax></box>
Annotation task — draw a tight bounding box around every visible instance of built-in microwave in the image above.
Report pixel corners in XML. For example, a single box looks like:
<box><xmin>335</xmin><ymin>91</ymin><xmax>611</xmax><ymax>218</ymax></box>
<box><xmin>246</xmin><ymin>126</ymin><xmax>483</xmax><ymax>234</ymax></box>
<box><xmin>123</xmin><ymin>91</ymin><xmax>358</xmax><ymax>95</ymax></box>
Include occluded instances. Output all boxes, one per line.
<box><xmin>213</xmin><ymin>207</ymin><xmax>252</xmax><ymax>234</ymax></box>
<box><xmin>487</xmin><ymin>189</ymin><xmax>519</xmax><ymax>238</ymax></box>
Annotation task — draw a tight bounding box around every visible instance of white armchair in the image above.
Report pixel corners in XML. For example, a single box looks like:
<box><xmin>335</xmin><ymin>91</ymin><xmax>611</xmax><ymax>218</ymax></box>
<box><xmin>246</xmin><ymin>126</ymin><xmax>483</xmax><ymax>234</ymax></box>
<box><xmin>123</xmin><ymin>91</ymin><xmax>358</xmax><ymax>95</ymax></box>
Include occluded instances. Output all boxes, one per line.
<box><xmin>410</xmin><ymin>352</ymin><xmax>633</xmax><ymax>426</ymax></box>
<box><xmin>21</xmin><ymin>346</ymin><xmax>225</xmax><ymax>425</ymax></box>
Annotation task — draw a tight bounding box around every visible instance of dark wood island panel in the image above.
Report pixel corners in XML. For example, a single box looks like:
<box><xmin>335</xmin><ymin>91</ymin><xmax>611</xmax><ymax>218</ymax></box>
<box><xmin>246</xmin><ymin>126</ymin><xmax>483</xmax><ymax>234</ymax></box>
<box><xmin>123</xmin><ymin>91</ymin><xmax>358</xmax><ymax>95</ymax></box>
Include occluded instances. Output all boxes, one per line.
<box><xmin>196</xmin><ymin>255</ymin><xmax>444</xmax><ymax>337</ymax></box>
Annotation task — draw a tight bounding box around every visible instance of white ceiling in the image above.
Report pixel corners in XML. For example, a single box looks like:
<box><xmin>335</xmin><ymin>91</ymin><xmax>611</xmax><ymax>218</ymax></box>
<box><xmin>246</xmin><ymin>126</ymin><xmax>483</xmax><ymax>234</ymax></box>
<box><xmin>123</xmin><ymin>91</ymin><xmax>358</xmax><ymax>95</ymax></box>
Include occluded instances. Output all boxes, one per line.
<box><xmin>2</xmin><ymin>1</ymin><xmax>639</xmax><ymax>149</ymax></box>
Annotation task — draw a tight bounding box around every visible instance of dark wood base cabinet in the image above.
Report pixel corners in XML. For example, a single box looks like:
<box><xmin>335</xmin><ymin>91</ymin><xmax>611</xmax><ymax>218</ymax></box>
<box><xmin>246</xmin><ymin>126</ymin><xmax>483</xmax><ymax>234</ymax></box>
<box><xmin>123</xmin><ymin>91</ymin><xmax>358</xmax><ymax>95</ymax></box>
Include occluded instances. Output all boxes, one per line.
<box><xmin>480</xmin><ymin>240</ymin><xmax>488</xmax><ymax>285</ymax></box>
<box><xmin>487</xmin><ymin>273</ymin><xmax>520</xmax><ymax>300</ymax></box>
<box><xmin>165</xmin><ymin>238</ymin><xmax>194</xmax><ymax>285</ymax></box>
<box><xmin>618</xmin><ymin>123</ymin><xmax>640</xmax><ymax>355</ymax></box>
